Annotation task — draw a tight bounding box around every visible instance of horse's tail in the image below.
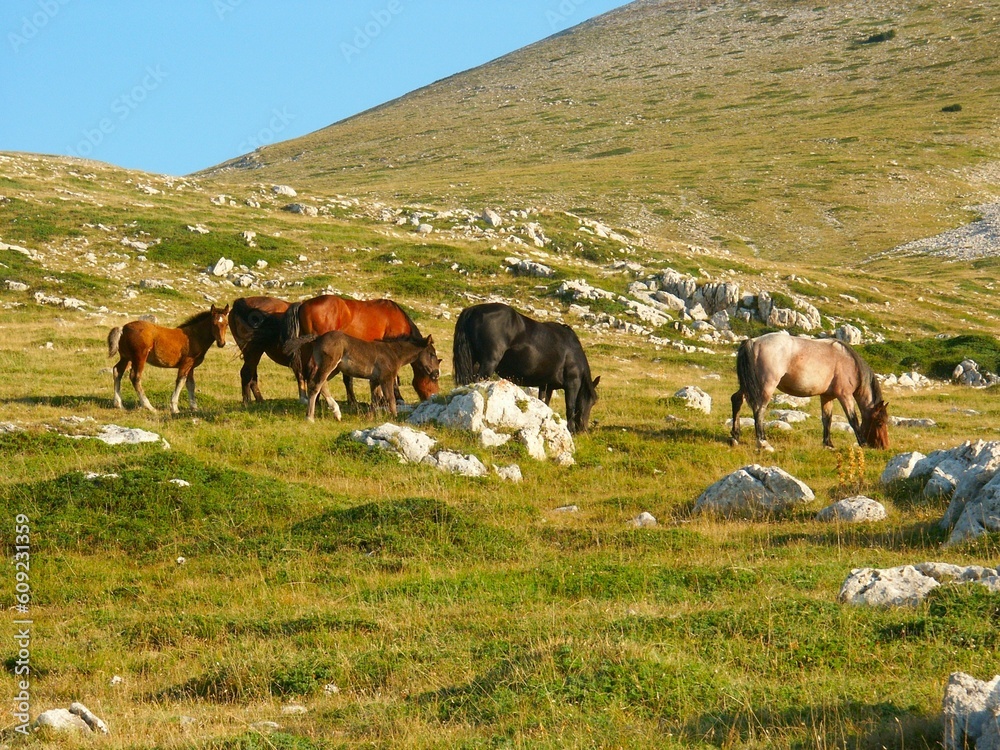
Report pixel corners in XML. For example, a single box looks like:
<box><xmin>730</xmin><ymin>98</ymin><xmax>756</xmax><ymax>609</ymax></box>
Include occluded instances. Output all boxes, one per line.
<box><xmin>736</xmin><ymin>338</ymin><xmax>765</xmax><ymax>410</ymax></box>
<box><xmin>452</xmin><ymin>309</ymin><xmax>476</xmax><ymax>385</ymax></box>
<box><xmin>107</xmin><ymin>327</ymin><xmax>122</xmax><ymax>358</ymax></box>
<box><xmin>282</xmin><ymin>334</ymin><xmax>318</xmax><ymax>358</ymax></box>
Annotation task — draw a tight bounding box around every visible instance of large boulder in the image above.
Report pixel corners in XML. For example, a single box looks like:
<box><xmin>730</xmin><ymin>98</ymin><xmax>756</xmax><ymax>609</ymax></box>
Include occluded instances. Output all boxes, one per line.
<box><xmin>694</xmin><ymin>464</ymin><xmax>814</xmax><ymax>517</ymax></box>
<box><xmin>880</xmin><ymin>451</ymin><xmax>926</xmax><ymax>484</ymax></box>
<box><xmin>942</xmin><ymin>672</ymin><xmax>1000</xmax><ymax>750</ymax></box>
<box><xmin>409</xmin><ymin>380</ymin><xmax>574</xmax><ymax>463</ymax></box>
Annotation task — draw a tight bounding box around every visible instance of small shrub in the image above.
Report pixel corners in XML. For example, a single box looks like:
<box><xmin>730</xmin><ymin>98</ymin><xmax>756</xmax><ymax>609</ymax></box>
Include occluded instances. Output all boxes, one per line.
<box><xmin>941</xmin><ymin>103</ymin><xmax>963</xmax><ymax>112</ymax></box>
<box><xmin>857</xmin><ymin>29</ymin><xmax>896</xmax><ymax>45</ymax></box>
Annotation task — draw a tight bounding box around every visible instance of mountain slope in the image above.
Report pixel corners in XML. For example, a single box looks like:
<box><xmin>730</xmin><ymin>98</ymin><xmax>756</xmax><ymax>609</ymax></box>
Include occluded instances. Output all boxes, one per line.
<box><xmin>203</xmin><ymin>0</ymin><xmax>1000</xmax><ymax>262</ymax></box>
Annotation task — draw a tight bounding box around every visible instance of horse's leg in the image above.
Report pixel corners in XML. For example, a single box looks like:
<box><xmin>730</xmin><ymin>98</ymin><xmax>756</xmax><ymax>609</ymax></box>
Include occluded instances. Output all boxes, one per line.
<box><xmin>171</xmin><ymin>363</ymin><xmax>193</xmax><ymax>414</ymax></box>
<box><xmin>564</xmin><ymin>377</ymin><xmax>581</xmax><ymax>434</ymax></box>
<box><xmin>307</xmin><ymin>363</ymin><xmax>341</xmax><ymax>422</ymax></box>
<box><xmin>730</xmin><ymin>389</ymin><xmax>744</xmax><ymax>446</ymax></box>
<box><xmin>380</xmin><ymin>374</ymin><xmax>398</xmax><ymax>416</ymax></box>
<box><xmin>130</xmin><ymin>355</ymin><xmax>156</xmax><ymax>412</ymax></box>
<box><xmin>186</xmin><ymin>370</ymin><xmax>197</xmax><ymax>411</ymax></box>
<box><xmin>837</xmin><ymin>393</ymin><xmax>864</xmax><ymax>447</ymax></box>
<box><xmin>820</xmin><ymin>395</ymin><xmax>836</xmax><ymax>449</ymax></box>
<box><xmin>540</xmin><ymin>385</ymin><xmax>553</xmax><ymax>405</ymax></box>
<box><xmin>321</xmin><ymin>381</ymin><xmax>337</xmax><ymax>409</ymax></box>
<box><xmin>343</xmin><ymin>374</ymin><xmax>358</xmax><ymax>405</ymax></box>
<box><xmin>240</xmin><ymin>346</ymin><xmax>265</xmax><ymax>404</ymax></box>
<box><xmin>751</xmin><ymin>387</ymin><xmax>775</xmax><ymax>453</ymax></box>
<box><xmin>113</xmin><ymin>360</ymin><xmax>128</xmax><ymax>409</ymax></box>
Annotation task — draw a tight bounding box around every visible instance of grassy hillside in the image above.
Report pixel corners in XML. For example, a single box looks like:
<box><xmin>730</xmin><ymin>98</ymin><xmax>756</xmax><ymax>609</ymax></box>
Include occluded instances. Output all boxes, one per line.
<box><xmin>2</xmin><ymin>0</ymin><xmax>1000</xmax><ymax>745</ymax></box>
<box><xmin>204</xmin><ymin>0</ymin><xmax>1000</xmax><ymax>264</ymax></box>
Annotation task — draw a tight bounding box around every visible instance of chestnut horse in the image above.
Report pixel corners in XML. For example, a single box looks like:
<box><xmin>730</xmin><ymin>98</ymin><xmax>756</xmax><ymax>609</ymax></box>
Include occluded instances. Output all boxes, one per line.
<box><xmin>285</xmin><ymin>332</ymin><xmax>438</xmax><ymax>421</ymax></box>
<box><xmin>232</xmin><ymin>295</ymin><xmax>440</xmax><ymax>406</ymax></box>
<box><xmin>730</xmin><ymin>332</ymin><xmax>889</xmax><ymax>452</ymax></box>
<box><xmin>107</xmin><ymin>305</ymin><xmax>229</xmax><ymax>414</ymax></box>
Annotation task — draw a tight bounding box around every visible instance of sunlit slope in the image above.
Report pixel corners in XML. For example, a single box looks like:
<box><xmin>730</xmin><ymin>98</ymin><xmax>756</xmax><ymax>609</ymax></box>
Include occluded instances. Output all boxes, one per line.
<box><xmin>204</xmin><ymin>0</ymin><xmax>1000</xmax><ymax>262</ymax></box>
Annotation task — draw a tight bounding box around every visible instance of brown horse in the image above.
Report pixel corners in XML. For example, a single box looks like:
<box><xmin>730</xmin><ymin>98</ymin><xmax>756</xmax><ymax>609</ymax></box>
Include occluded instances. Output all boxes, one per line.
<box><xmin>282</xmin><ymin>295</ymin><xmax>441</xmax><ymax>404</ymax></box>
<box><xmin>285</xmin><ymin>332</ymin><xmax>438</xmax><ymax>422</ymax></box>
<box><xmin>232</xmin><ymin>295</ymin><xmax>440</xmax><ymax>406</ymax></box>
<box><xmin>230</xmin><ymin>296</ymin><xmax>293</xmax><ymax>404</ymax></box>
<box><xmin>731</xmin><ymin>332</ymin><xmax>889</xmax><ymax>451</ymax></box>
<box><xmin>107</xmin><ymin>305</ymin><xmax>229</xmax><ymax>414</ymax></box>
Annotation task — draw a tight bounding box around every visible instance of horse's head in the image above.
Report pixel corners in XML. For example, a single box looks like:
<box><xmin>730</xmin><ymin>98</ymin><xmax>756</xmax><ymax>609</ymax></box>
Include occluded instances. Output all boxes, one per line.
<box><xmin>571</xmin><ymin>375</ymin><xmax>601</xmax><ymax>434</ymax></box>
<box><xmin>412</xmin><ymin>335</ymin><xmax>441</xmax><ymax>400</ymax></box>
<box><xmin>210</xmin><ymin>304</ymin><xmax>230</xmax><ymax>348</ymax></box>
<box><xmin>862</xmin><ymin>400</ymin><xmax>890</xmax><ymax>449</ymax></box>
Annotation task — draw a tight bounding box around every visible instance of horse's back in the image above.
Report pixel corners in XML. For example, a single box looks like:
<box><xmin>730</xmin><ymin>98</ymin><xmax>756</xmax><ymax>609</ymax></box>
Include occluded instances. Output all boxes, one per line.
<box><xmin>302</xmin><ymin>295</ymin><xmax>416</xmax><ymax>341</ymax></box>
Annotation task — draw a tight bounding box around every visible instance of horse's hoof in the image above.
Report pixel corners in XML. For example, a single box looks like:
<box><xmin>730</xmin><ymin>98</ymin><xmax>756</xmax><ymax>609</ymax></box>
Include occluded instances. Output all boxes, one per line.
<box><xmin>730</xmin><ymin>438</ymin><xmax>739</xmax><ymax>447</ymax></box>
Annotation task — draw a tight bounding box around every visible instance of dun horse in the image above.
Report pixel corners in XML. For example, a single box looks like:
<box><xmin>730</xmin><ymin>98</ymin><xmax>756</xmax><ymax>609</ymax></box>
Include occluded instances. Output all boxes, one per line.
<box><xmin>731</xmin><ymin>332</ymin><xmax>889</xmax><ymax>451</ymax></box>
<box><xmin>453</xmin><ymin>302</ymin><xmax>599</xmax><ymax>433</ymax></box>
<box><xmin>285</xmin><ymin>332</ymin><xmax>438</xmax><ymax>422</ymax></box>
<box><xmin>107</xmin><ymin>305</ymin><xmax>229</xmax><ymax>414</ymax></box>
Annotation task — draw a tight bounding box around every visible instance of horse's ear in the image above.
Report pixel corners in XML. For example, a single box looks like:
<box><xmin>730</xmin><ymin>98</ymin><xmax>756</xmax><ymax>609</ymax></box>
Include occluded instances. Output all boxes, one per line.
<box><xmin>593</xmin><ymin>376</ymin><xmax>601</xmax><ymax>388</ymax></box>
<box><xmin>426</xmin><ymin>334</ymin><xmax>434</xmax><ymax>345</ymax></box>
<box><xmin>222</xmin><ymin>304</ymin><xmax>230</xmax><ymax>314</ymax></box>
<box><xmin>210</xmin><ymin>304</ymin><xmax>218</xmax><ymax>314</ymax></box>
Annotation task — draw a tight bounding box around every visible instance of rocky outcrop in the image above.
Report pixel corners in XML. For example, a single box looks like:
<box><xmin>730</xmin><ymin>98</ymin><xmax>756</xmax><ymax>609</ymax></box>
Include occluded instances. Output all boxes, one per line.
<box><xmin>943</xmin><ymin>672</ymin><xmax>1000</xmax><ymax>750</ymax></box>
<box><xmin>409</xmin><ymin>380</ymin><xmax>574</xmax><ymax>464</ymax></box>
<box><xmin>673</xmin><ymin>385</ymin><xmax>712</xmax><ymax>414</ymax></box>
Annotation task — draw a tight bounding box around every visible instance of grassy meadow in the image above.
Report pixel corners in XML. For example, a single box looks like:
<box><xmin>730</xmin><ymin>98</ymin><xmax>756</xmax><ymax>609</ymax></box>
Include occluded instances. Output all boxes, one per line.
<box><xmin>1</xmin><ymin>150</ymin><xmax>1000</xmax><ymax>749</ymax></box>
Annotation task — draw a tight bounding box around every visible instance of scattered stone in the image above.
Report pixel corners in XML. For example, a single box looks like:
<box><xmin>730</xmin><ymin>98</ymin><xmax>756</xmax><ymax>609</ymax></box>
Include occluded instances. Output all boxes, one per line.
<box><xmin>816</xmin><ymin>496</ymin><xmax>887</xmax><ymax>523</ymax></box>
<box><xmin>422</xmin><ymin>450</ymin><xmax>488</xmax><ymax>477</ymax></box>
<box><xmin>628</xmin><ymin>511</ymin><xmax>657</xmax><ymax>528</ymax></box>
<box><xmin>323</xmin><ymin>684</ymin><xmax>340</xmax><ymax>695</ymax></box>
<box><xmin>211</xmin><ymin>257</ymin><xmax>234</xmax><ymax>277</ymax></box>
<box><xmin>495</xmin><ymin>464</ymin><xmax>523</xmax><ymax>482</ymax></box>
<box><xmin>281</xmin><ymin>705</ymin><xmax>308</xmax><ymax>716</ymax></box>
<box><xmin>272</xmin><ymin>185</ymin><xmax>297</xmax><ymax>197</ymax></box>
<box><xmin>176</xmin><ymin>557</ymin><xmax>186</xmax><ymax>565</ymax></box>
<box><xmin>351</xmin><ymin>423</ymin><xmax>436</xmax><ymax>464</ymax></box>
<box><xmin>70</xmin><ymin>702</ymin><xmax>109</xmax><ymax>734</ymax></box>
<box><xmin>835</xmin><ymin>324</ymin><xmax>864</xmax><ymax>345</ymax></box>
<box><xmin>168</xmin><ymin>479</ymin><xmax>191</xmax><ymax>487</ymax></box>
<box><xmin>5</xmin><ymin>279</ymin><xmax>29</xmax><ymax>291</ymax></box>
<box><xmin>953</xmin><ymin>359</ymin><xmax>1000</xmax><ymax>388</ymax></box>
<box><xmin>673</xmin><ymin>385</ymin><xmax>712</xmax><ymax>414</ymax></box>
<box><xmin>769</xmin><ymin>409</ymin><xmax>809</xmax><ymax>423</ymax></box>
<box><xmin>880</xmin><ymin>451</ymin><xmax>926</xmax><ymax>484</ymax></box>
<box><xmin>838</xmin><ymin>563</ymin><xmax>1000</xmax><ymax>607</ymax></box>
<box><xmin>83</xmin><ymin>472</ymin><xmax>120</xmax><ymax>481</ymax></box>
<box><xmin>890</xmin><ymin>416</ymin><xmax>937</xmax><ymax>428</ymax></box>
<box><xmin>942</xmin><ymin>672</ymin><xmax>1000</xmax><ymax>750</ymax></box>
<box><xmin>482</xmin><ymin>208</ymin><xmax>503</xmax><ymax>228</ymax></box>
<box><xmin>694</xmin><ymin>464</ymin><xmax>814</xmax><ymax>517</ymax></box>
<box><xmin>240</xmin><ymin>230</ymin><xmax>257</xmax><ymax>247</ymax></box>
<box><xmin>81</xmin><ymin>424</ymin><xmax>168</xmax><ymax>449</ymax></box>
<box><xmin>140</xmin><ymin>278</ymin><xmax>173</xmax><ymax>290</ymax></box>
<box><xmin>187</xmin><ymin>224</ymin><xmax>210</xmax><ymax>234</ymax></box>
<box><xmin>284</xmin><ymin>203</ymin><xmax>319</xmax><ymax>217</ymax></box>
<box><xmin>210</xmin><ymin>194</ymin><xmax>228</xmax><ymax>206</ymax></box>
<box><xmin>34</xmin><ymin>708</ymin><xmax>92</xmax><ymax>734</ymax></box>
<box><xmin>110</xmin><ymin>675</ymin><xmax>123</xmax><ymax>686</ymax></box>
<box><xmin>506</xmin><ymin>257</ymin><xmax>555</xmax><ymax>278</ymax></box>
<box><xmin>553</xmin><ymin>505</ymin><xmax>579</xmax><ymax>513</ymax></box>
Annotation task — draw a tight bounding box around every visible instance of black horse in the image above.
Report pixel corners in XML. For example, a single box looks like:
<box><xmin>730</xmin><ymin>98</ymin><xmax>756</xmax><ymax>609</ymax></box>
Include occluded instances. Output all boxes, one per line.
<box><xmin>453</xmin><ymin>303</ymin><xmax>600</xmax><ymax>433</ymax></box>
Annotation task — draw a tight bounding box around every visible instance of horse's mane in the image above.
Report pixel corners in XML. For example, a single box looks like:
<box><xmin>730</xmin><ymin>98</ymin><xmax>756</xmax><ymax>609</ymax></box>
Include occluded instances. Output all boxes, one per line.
<box><xmin>844</xmin><ymin>343</ymin><xmax>883</xmax><ymax>406</ymax></box>
<box><xmin>178</xmin><ymin>310</ymin><xmax>214</xmax><ymax>328</ymax></box>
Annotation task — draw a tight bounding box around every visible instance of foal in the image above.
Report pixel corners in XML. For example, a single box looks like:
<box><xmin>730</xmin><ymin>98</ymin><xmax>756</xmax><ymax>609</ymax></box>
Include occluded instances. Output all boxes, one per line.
<box><xmin>285</xmin><ymin>332</ymin><xmax>437</xmax><ymax>421</ymax></box>
<box><xmin>107</xmin><ymin>305</ymin><xmax>229</xmax><ymax>414</ymax></box>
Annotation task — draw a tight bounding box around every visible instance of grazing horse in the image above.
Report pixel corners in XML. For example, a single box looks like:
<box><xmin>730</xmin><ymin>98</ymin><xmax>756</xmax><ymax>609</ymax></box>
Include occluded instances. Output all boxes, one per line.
<box><xmin>233</xmin><ymin>295</ymin><xmax>440</xmax><ymax>405</ymax></box>
<box><xmin>452</xmin><ymin>302</ymin><xmax>600</xmax><ymax>433</ymax></box>
<box><xmin>285</xmin><ymin>332</ymin><xmax>438</xmax><ymax>422</ymax></box>
<box><xmin>730</xmin><ymin>332</ymin><xmax>890</xmax><ymax>451</ymax></box>
<box><xmin>230</xmin><ymin>296</ymin><xmax>292</xmax><ymax>404</ymax></box>
<box><xmin>107</xmin><ymin>305</ymin><xmax>229</xmax><ymax>414</ymax></box>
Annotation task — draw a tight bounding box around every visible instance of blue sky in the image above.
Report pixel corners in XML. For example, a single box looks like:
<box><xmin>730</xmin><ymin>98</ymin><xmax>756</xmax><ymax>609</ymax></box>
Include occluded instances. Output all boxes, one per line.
<box><xmin>0</xmin><ymin>1</ymin><xmax>632</xmax><ymax>176</ymax></box>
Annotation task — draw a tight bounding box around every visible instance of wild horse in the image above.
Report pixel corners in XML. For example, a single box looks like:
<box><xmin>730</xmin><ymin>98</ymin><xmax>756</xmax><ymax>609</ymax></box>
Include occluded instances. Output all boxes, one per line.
<box><xmin>730</xmin><ymin>332</ymin><xmax>889</xmax><ymax>451</ymax></box>
<box><xmin>285</xmin><ymin>332</ymin><xmax>438</xmax><ymax>421</ymax></box>
<box><xmin>107</xmin><ymin>305</ymin><xmax>229</xmax><ymax>413</ymax></box>
<box><xmin>452</xmin><ymin>302</ymin><xmax>599</xmax><ymax>433</ymax></box>
<box><xmin>231</xmin><ymin>295</ymin><xmax>440</xmax><ymax>405</ymax></box>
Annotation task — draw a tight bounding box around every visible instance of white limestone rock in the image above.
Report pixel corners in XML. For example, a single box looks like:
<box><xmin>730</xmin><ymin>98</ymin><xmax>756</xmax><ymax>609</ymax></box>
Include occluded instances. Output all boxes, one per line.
<box><xmin>942</xmin><ymin>672</ymin><xmax>1000</xmax><ymax>750</ymax></box>
<box><xmin>211</xmin><ymin>257</ymin><xmax>234</xmax><ymax>277</ymax></box>
<box><xmin>694</xmin><ymin>464</ymin><xmax>814</xmax><ymax>517</ymax></box>
<box><xmin>351</xmin><ymin>423</ymin><xmax>436</xmax><ymax>464</ymax></box>
<box><xmin>272</xmin><ymin>185</ymin><xmax>297</xmax><ymax>197</ymax></box>
<box><xmin>815</xmin><ymin>496</ymin><xmax>886</xmax><ymax>523</ymax></box>
<box><xmin>674</xmin><ymin>385</ymin><xmax>712</xmax><ymax>415</ymax></box>
<box><xmin>70</xmin><ymin>702</ymin><xmax>109</xmax><ymax>734</ymax></box>
<box><xmin>839</xmin><ymin>563</ymin><xmax>1000</xmax><ymax>607</ymax></box>
<box><xmin>880</xmin><ymin>452</ymin><xmax>926</xmax><ymax>485</ymax></box>
<box><xmin>421</xmin><ymin>450</ymin><xmax>488</xmax><ymax>477</ymax></box>
<box><xmin>34</xmin><ymin>709</ymin><xmax>91</xmax><ymax>734</ymax></box>
<box><xmin>494</xmin><ymin>464</ymin><xmax>523</xmax><ymax>483</ymax></box>
<box><xmin>628</xmin><ymin>511</ymin><xmax>657</xmax><ymax>528</ymax></box>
